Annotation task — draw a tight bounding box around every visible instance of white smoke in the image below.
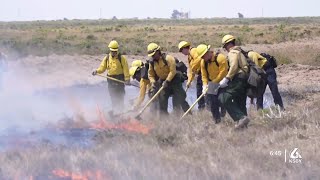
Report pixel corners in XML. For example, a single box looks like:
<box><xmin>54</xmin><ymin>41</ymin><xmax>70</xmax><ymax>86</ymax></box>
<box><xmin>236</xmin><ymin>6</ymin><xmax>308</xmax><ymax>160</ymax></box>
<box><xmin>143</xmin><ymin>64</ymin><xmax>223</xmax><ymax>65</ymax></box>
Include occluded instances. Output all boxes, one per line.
<box><xmin>0</xmin><ymin>60</ymin><xmax>141</xmax><ymax>133</ymax></box>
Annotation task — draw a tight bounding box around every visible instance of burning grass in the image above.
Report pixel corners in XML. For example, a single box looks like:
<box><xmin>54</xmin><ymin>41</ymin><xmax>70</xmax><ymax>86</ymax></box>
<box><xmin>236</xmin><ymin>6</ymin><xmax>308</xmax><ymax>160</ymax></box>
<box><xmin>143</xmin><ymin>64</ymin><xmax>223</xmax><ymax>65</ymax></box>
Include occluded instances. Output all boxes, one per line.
<box><xmin>1</xmin><ymin>97</ymin><xmax>319</xmax><ymax>179</ymax></box>
<box><xmin>91</xmin><ymin>106</ymin><xmax>151</xmax><ymax>135</ymax></box>
<box><xmin>0</xmin><ymin>76</ymin><xmax>319</xmax><ymax>179</ymax></box>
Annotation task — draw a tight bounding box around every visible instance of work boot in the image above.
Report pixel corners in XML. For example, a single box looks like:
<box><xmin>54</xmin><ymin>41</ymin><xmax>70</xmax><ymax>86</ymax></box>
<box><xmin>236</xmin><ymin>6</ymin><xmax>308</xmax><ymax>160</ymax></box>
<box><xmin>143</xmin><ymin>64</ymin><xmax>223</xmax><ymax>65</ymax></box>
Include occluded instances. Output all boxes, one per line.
<box><xmin>235</xmin><ymin>116</ymin><xmax>250</xmax><ymax>130</ymax></box>
<box><xmin>215</xmin><ymin>118</ymin><xmax>221</xmax><ymax>124</ymax></box>
<box><xmin>220</xmin><ymin>108</ymin><xmax>226</xmax><ymax>118</ymax></box>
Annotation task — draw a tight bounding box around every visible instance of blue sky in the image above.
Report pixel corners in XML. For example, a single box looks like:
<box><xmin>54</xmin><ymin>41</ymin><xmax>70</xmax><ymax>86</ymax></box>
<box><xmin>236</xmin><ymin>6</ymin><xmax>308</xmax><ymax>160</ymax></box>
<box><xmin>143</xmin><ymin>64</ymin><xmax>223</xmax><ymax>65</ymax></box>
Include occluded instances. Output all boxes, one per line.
<box><xmin>0</xmin><ymin>0</ymin><xmax>319</xmax><ymax>21</ymax></box>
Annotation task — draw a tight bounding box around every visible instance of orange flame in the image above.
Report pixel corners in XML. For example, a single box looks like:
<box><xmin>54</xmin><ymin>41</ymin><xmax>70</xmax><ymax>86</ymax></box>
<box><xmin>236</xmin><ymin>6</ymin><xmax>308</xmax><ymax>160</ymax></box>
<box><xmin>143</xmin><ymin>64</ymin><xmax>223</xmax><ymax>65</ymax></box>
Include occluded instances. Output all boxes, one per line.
<box><xmin>52</xmin><ymin>169</ymin><xmax>109</xmax><ymax>180</ymax></box>
<box><xmin>90</xmin><ymin>105</ymin><xmax>151</xmax><ymax>135</ymax></box>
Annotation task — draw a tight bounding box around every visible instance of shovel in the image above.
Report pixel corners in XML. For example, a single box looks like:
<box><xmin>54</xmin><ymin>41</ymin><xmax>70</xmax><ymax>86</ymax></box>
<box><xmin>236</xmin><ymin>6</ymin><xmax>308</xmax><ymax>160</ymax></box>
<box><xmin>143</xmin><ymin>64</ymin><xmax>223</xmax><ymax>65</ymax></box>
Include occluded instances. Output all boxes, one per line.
<box><xmin>135</xmin><ymin>86</ymin><xmax>164</xmax><ymax>120</ymax></box>
<box><xmin>96</xmin><ymin>74</ymin><xmax>139</xmax><ymax>88</ymax></box>
<box><xmin>180</xmin><ymin>87</ymin><xmax>208</xmax><ymax>120</ymax></box>
<box><xmin>180</xmin><ymin>84</ymin><xmax>220</xmax><ymax>120</ymax></box>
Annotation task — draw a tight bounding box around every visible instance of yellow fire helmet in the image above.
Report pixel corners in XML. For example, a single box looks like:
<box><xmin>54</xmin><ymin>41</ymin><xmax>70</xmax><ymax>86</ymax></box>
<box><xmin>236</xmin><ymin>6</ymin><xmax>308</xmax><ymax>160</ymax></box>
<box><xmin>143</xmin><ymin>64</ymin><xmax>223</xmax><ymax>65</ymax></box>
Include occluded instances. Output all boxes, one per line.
<box><xmin>129</xmin><ymin>66</ymin><xmax>140</xmax><ymax>77</ymax></box>
<box><xmin>131</xmin><ymin>60</ymin><xmax>143</xmax><ymax>67</ymax></box>
<box><xmin>222</xmin><ymin>35</ymin><xmax>235</xmax><ymax>47</ymax></box>
<box><xmin>178</xmin><ymin>41</ymin><xmax>191</xmax><ymax>52</ymax></box>
<box><xmin>147</xmin><ymin>43</ymin><xmax>160</xmax><ymax>57</ymax></box>
<box><xmin>129</xmin><ymin>60</ymin><xmax>143</xmax><ymax>77</ymax></box>
<box><xmin>108</xmin><ymin>40</ymin><xmax>119</xmax><ymax>51</ymax></box>
<box><xmin>196</xmin><ymin>44</ymin><xmax>211</xmax><ymax>58</ymax></box>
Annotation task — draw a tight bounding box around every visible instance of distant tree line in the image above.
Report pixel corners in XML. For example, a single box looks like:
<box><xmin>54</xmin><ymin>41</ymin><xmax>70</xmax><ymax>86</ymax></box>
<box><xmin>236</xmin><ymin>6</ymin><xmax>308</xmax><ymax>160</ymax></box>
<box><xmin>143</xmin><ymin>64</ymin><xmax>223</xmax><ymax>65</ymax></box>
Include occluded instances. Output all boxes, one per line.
<box><xmin>171</xmin><ymin>10</ymin><xmax>190</xmax><ymax>19</ymax></box>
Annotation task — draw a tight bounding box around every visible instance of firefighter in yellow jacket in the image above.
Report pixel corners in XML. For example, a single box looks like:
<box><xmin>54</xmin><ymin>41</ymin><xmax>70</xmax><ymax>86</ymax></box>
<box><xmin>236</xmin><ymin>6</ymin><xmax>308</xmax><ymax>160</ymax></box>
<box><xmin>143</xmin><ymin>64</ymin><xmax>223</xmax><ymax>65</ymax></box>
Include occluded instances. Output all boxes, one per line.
<box><xmin>178</xmin><ymin>41</ymin><xmax>205</xmax><ymax>110</ymax></box>
<box><xmin>147</xmin><ymin>43</ymin><xmax>189</xmax><ymax>114</ymax></box>
<box><xmin>196</xmin><ymin>44</ymin><xmax>229</xmax><ymax>123</ymax></box>
<box><xmin>92</xmin><ymin>40</ymin><xmax>130</xmax><ymax>112</ymax></box>
<box><xmin>129</xmin><ymin>60</ymin><xmax>151</xmax><ymax>110</ymax></box>
<box><xmin>219</xmin><ymin>35</ymin><xmax>250</xmax><ymax>129</ymax></box>
<box><xmin>247</xmin><ymin>51</ymin><xmax>284</xmax><ymax>110</ymax></box>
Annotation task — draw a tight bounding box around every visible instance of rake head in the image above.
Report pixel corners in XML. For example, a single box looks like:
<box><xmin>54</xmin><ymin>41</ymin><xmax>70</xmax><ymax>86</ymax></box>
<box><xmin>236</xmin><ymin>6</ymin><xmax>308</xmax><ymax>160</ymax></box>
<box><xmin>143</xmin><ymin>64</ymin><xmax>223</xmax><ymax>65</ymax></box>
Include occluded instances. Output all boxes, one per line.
<box><xmin>134</xmin><ymin>114</ymin><xmax>142</xmax><ymax>121</ymax></box>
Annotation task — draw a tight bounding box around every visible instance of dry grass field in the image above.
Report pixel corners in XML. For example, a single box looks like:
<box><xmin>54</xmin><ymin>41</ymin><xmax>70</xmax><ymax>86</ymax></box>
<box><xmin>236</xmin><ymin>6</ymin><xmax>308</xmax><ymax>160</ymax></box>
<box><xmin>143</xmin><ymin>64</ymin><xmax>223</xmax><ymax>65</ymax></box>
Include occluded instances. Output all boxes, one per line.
<box><xmin>1</xmin><ymin>17</ymin><xmax>320</xmax><ymax>65</ymax></box>
<box><xmin>0</xmin><ymin>17</ymin><xmax>320</xmax><ymax>179</ymax></box>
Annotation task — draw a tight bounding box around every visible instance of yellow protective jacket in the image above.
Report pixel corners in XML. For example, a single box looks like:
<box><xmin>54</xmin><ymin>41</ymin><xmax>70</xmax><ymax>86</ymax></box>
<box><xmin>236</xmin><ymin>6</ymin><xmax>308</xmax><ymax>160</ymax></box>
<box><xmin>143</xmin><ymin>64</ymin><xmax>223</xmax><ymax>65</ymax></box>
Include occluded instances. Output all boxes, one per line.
<box><xmin>248</xmin><ymin>51</ymin><xmax>268</xmax><ymax>68</ymax></box>
<box><xmin>148</xmin><ymin>54</ymin><xmax>176</xmax><ymax>84</ymax></box>
<box><xmin>187</xmin><ymin>48</ymin><xmax>202</xmax><ymax>84</ymax></box>
<box><xmin>96</xmin><ymin>53</ymin><xmax>130</xmax><ymax>81</ymax></box>
<box><xmin>226</xmin><ymin>46</ymin><xmax>249</xmax><ymax>80</ymax></box>
<box><xmin>201</xmin><ymin>52</ymin><xmax>229</xmax><ymax>85</ymax></box>
<box><xmin>134</xmin><ymin>78</ymin><xmax>151</xmax><ymax>108</ymax></box>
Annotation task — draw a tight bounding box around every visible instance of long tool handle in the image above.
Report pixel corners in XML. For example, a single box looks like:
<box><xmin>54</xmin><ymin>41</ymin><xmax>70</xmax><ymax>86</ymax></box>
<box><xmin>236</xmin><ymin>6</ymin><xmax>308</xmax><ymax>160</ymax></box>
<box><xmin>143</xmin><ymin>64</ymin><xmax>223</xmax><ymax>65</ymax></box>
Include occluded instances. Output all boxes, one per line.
<box><xmin>136</xmin><ymin>86</ymin><xmax>164</xmax><ymax>118</ymax></box>
<box><xmin>185</xmin><ymin>87</ymin><xmax>189</xmax><ymax>93</ymax></box>
<box><xmin>180</xmin><ymin>87</ymin><xmax>208</xmax><ymax>120</ymax></box>
<box><xmin>96</xmin><ymin>74</ymin><xmax>139</xmax><ymax>88</ymax></box>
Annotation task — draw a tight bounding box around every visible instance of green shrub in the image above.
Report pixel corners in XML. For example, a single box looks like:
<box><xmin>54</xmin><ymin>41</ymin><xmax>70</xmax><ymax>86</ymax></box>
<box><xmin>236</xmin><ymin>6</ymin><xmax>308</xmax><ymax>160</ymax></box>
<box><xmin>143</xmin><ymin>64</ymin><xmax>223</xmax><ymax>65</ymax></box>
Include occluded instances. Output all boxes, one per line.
<box><xmin>86</xmin><ymin>34</ymin><xmax>97</xmax><ymax>40</ymax></box>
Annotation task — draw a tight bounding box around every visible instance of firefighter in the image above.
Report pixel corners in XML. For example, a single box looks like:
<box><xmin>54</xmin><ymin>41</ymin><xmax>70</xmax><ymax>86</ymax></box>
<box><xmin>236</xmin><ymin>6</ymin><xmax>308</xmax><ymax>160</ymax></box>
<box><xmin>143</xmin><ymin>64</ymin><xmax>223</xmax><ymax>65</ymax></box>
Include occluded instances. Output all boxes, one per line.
<box><xmin>219</xmin><ymin>35</ymin><xmax>250</xmax><ymax>129</ymax></box>
<box><xmin>247</xmin><ymin>51</ymin><xmax>284</xmax><ymax>110</ymax></box>
<box><xmin>178</xmin><ymin>41</ymin><xmax>205</xmax><ymax>110</ymax></box>
<box><xmin>129</xmin><ymin>60</ymin><xmax>151</xmax><ymax>110</ymax></box>
<box><xmin>196</xmin><ymin>44</ymin><xmax>229</xmax><ymax>123</ymax></box>
<box><xmin>92</xmin><ymin>40</ymin><xmax>130</xmax><ymax>113</ymax></box>
<box><xmin>147</xmin><ymin>43</ymin><xmax>189</xmax><ymax>115</ymax></box>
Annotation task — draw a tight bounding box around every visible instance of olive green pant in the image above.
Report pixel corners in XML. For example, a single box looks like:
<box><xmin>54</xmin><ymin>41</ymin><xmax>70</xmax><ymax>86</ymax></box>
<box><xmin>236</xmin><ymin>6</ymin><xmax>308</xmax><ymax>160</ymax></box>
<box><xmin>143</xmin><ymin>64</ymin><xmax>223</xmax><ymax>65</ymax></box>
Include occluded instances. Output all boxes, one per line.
<box><xmin>218</xmin><ymin>76</ymin><xmax>248</xmax><ymax>122</ymax></box>
<box><xmin>107</xmin><ymin>74</ymin><xmax>125</xmax><ymax>111</ymax></box>
<box><xmin>159</xmin><ymin>74</ymin><xmax>189</xmax><ymax>114</ymax></box>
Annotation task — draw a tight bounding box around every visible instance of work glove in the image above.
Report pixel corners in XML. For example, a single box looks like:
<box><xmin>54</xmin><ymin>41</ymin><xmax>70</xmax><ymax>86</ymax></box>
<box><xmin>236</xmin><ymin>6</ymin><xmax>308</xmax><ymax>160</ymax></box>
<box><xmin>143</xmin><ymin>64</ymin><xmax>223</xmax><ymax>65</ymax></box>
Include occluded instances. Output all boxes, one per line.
<box><xmin>202</xmin><ymin>85</ymin><xmax>208</xmax><ymax>95</ymax></box>
<box><xmin>92</xmin><ymin>70</ymin><xmax>98</xmax><ymax>76</ymax></box>
<box><xmin>162</xmin><ymin>80</ymin><xmax>169</xmax><ymax>88</ymax></box>
<box><xmin>151</xmin><ymin>82</ymin><xmax>157</xmax><ymax>89</ymax></box>
<box><xmin>219</xmin><ymin>77</ymin><xmax>229</xmax><ymax>88</ymax></box>
<box><xmin>157</xmin><ymin>79</ymin><xmax>164</xmax><ymax>86</ymax></box>
<box><xmin>149</xmin><ymin>83</ymin><xmax>157</xmax><ymax>95</ymax></box>
<box><xmin>124</xmin><ymin>80</ymin><xmax>131</xmax><ymax>86</ymax></box>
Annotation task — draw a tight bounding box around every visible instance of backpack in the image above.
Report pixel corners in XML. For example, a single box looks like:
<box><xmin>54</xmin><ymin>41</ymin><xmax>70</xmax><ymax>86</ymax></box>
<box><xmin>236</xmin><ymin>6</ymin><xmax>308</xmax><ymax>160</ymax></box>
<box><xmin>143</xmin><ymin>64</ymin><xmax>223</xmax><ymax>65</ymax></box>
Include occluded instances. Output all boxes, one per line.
<box><xmin>204</xmin><ymin>52</ymin><xmax>220</xmax><ymax>81</ymax></box>
<box><xmin>175</xmin><ymin>59</ymin><xmax>188</xmax><ymax>82</ymax></box>
<box><xmin>243</xmin><ymin>51</ymin><xmax>278</xmax><ymax>69</ymax></box>
<box><xmin>240</xmin><ymin>49</ymin><xmax>267</xmax><ymax>98</ymax></box>
<box><xmin>140</xmin><ymin>61</ymin><xmax>149</xmax><ymax>80</ymax></box>
<box><xmin>175</xmin><ymin>59</ymin><xmax>188</xmax><ymax>75</ymax></box>
<box><xmin>260</xmin><ymin>53</ymin><xmax>278</xmax><ymax>68</ymax></box>
<box><xmin>149</xmin><ymin>53</ymin><xmax>188</xmax><ymax>82</ymax></box>
<box><xmin>106</xmin><ymin>53</ymin><xmax>123</xmax><ymax>69</ymax></box>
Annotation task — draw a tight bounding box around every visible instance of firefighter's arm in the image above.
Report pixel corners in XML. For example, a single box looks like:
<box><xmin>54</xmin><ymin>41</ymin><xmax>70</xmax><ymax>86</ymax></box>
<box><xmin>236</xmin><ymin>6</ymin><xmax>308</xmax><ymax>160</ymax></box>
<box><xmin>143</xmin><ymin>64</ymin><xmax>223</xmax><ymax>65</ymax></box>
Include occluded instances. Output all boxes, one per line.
<box><xmin>134</xmin><ymin>79</ymin><xmax>148</xmax><ymax>108</ymax></box>
<box><xmin>121</xmin><ymin>56</ymin><xmax>130</xmax><ymax>81</ymax></box>
<box><xmin>166</xmin><ymin>56</ymin><xmax>176</xmax><ymax>82</ymax></box>
<box><xmin>187</xmin><ymin>49</ymin><xmax>200</xmax><ymax>84</ymax></box>
<box><xmin>226</xmin><ymin>52</ymin><xmax>239</xmax><ymax>80</ymax></box>
<box><xmin>200</xmin><ymin>59</ymin><xmax>209</xmax><ymax>86</ymax></box>
<box><xmin>148</xmin><ymin>62</ymin><xmax>156</xmax><ymax>84</ymax></box>
<box><xmin>187</xmin><ymin>67</ymin><xmax>195</xmax><ymax>86</ymax></box>
<box><xmin>96</xmin><ymin>56</ymin><xmax>108</xmax><ymax>74</ymax></box>
<box><xmin>213</xmin><ymin>55</ymin><xmax>229</xmax><ymax>83</ymax></box>
<box><xmin>191</xmin><ymin>49</ymin><xmax>202</xmax><ymax>73</ymax></box>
